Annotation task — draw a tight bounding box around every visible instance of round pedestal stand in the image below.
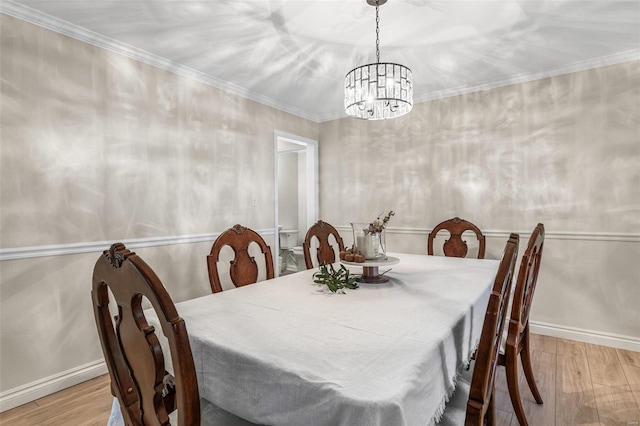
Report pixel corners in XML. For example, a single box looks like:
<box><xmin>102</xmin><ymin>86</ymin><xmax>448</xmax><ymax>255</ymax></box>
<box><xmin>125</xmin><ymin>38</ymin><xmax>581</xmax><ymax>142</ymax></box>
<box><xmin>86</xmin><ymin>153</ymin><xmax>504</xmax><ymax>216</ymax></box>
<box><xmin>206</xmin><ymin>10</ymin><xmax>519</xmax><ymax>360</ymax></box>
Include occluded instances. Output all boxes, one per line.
<box><xmin>341</xmin><ymin>256</ymin><xmax>400</xmax><ymax>284</ymax></box>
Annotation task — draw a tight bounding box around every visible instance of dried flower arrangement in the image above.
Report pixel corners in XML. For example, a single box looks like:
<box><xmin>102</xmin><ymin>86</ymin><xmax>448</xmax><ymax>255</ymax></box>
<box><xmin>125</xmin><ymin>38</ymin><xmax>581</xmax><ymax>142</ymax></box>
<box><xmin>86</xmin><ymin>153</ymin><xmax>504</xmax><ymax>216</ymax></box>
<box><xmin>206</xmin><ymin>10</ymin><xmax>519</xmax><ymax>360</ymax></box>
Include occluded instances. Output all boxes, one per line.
<box><xmin>340</xmin><ymin>211</ymin><xmax>395</xmax><ymax>263</ymax></box>
<box><xmin>365</xmin><ymin>211</ymin><xmax>395</xmax><ymax>235</ymax></box>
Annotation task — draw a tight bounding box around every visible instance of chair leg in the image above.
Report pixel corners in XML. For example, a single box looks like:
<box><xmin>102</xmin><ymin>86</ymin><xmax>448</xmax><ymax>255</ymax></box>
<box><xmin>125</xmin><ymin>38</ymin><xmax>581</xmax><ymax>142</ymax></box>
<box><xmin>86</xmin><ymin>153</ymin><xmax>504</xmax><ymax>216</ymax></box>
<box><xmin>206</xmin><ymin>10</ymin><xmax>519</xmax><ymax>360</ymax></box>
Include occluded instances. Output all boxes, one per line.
<box><xmin>505</xmin><ymin>345</ymin><xmax>529</xmax><ymax>426</ymax></box>
<box><xmin>486</xmin><ymin>389</ymin><xmax>496</xmax><ymax>426</ymax></box>
<box><xmin>521</xmin><ymin>329</ymin><xmax>543</xmax><ymax>404</ymax></box>
<box><xmin>464</xmin><ymin>404</ymin><xmax>484</xmax><ymax>426</ymax></box>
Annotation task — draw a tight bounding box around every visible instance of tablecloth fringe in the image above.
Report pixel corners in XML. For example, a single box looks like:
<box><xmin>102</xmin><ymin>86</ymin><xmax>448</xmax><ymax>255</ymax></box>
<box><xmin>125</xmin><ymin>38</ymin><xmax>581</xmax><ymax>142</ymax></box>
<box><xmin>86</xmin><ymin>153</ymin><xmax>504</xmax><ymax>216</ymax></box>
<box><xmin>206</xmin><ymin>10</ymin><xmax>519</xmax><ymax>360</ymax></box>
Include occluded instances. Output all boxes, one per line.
<box><xmin>430</xmin><ymin>338</ymin><xmax>480</xmax><ymax>425</ymax></box>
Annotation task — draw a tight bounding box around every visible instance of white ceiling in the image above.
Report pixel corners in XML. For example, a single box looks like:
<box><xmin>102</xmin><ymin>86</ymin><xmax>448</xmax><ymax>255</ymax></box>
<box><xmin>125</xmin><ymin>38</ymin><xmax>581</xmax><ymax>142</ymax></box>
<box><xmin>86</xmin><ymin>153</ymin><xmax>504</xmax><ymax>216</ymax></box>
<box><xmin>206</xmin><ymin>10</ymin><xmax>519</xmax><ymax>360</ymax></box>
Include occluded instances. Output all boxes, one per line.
<box><xmin>4</xmin><ymin>0</ymin><xmax>640</xmax><ymax>122</ymax></box>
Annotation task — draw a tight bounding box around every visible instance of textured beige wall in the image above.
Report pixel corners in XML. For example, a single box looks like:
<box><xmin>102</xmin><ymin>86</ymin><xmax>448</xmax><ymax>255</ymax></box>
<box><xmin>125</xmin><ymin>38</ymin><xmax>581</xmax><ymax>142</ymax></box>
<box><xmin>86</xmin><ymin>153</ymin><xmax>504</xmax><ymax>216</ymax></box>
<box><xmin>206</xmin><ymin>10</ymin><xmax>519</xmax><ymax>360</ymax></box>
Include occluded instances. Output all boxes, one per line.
<box><xmin>0</xmin><ymin>14</ymin><xmax>317</xmax><ymax>393</ymax></box>
<box><xmin>1</xmin><ymin>10</ymin><xmax>638</xmax><ymax>400</ymax></box>
<box><xmin>1</xmin><ymin>15</ymin><xmax>317</xmax><ymax>247</ymax></box>
<box><xmin>319</xmin><ymin>61</ymin><xmax>640</xmax><ymax>339</ymax></box>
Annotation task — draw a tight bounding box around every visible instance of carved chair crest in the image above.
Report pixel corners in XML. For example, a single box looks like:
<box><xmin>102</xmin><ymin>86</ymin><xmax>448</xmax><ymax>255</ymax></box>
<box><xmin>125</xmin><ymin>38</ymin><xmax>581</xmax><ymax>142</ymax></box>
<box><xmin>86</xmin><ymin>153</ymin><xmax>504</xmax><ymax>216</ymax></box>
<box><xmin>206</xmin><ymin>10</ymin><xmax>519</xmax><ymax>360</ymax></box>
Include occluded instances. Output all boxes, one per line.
<box><xmin>427</xmin><ymin>217</ymin><xmax>486</xmax><ymax>259</ymax></box>
<box><xmin>92</xmin><ymin>243</ymin><xmax>200</xmax><ymax>425</ymax></box>
<box><xmin>302</xmin><ymin>220</ymin><xmax>345</xmax><ymax>269</ymax></box>
<box><xmin>207</xmin><ymin>224</ymin><xmax>274</xmax><ymax>293</ymax></box>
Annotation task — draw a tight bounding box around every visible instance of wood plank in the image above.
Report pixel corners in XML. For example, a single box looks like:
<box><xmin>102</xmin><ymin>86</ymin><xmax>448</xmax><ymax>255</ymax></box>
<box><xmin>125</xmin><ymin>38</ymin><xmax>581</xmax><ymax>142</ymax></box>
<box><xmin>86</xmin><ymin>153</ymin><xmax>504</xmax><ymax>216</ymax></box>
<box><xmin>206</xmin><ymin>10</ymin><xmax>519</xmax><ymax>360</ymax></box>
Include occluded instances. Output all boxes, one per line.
<box><xmin>585</xmin><ymin>343</ymin><xmax>630</xmax><ymax>391</ymax></box>
<box><xmin>494</xmin><ymin>408</ymin><xmax>512</xmax><ymax>426</ymax></box>
<box><xmin>557</xmin><ymin>337</ymin><xmax>585</xmax><ymax>356</ymax></box>
<box><xmin>0</xmin><ymin>375</ymin><xmax>112</xmax><ymax>426</ymax></box>
<box><xmin>32</xmin><ymin>375</ymin><xmax>110</xmax><ymax>409</ymax></box>
<box><xmin>592</xmin><ymin>382</ymin><xmax>640</xmax><ymax>425</ymax></box>
<box><xmin>517</xmin><ymin>350</ymin><xmax>556</xmax><ymax>426</ymax></box>
<box><xmin>621</xmin><ymin>363</ymin><xmax>640</xmax><ymax>392</ymax></box>
<box><xmin>556</xmin><ymin>341</ymin><xmax>599</xmax><ymax>425</ymax></box>
<box><xmin>0</xmin><ymin>402</ymin><xmax>38</xmax><ymax>424</ymax></box>
<box><xmin>530</xmin><ymin>334</ymin><xmax>557</xmax><ymax>354</ymax></box>
<box><xmin>617</xmin><ymin>348</ymin><xmax>640</xmax><ymax>368</ymax></box>
<box><xmin>633</xmin><ymin>390</ymin><xmax>640</xmax><ymax>411</ymax></box>
<box><xmin>493</xmin><ymin>349</ymin><xmax>556</xmax><ymax>426</ymax></box>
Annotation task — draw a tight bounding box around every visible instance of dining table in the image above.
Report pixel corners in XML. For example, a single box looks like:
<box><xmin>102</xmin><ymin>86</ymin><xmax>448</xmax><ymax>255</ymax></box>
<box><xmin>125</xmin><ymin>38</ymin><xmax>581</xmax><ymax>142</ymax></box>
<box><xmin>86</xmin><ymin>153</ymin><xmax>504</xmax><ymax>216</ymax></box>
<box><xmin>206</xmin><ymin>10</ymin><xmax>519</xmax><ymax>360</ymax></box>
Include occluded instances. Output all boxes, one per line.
<box><xmin>150</xmin><ymin>252</ymin><xmax>500</xmax><ymax>426</ymax></box>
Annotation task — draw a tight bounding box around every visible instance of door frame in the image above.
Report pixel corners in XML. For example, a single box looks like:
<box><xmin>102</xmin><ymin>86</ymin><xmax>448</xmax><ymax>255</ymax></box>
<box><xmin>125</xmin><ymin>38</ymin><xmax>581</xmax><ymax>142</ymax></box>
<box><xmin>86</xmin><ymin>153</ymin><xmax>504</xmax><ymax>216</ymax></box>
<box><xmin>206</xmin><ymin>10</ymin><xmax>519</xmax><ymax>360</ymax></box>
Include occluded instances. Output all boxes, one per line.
<box><xmin>273</xmin><ymin>130</ymin><xmax>319</xmax><ymax>276</ymax></box>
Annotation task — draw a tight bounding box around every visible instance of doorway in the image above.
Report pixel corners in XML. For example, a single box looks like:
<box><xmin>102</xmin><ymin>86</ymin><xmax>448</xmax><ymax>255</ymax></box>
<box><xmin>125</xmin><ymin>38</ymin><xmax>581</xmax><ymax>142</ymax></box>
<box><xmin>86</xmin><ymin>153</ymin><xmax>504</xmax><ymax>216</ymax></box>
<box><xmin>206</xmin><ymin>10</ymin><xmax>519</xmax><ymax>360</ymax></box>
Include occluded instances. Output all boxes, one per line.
<box><xmin>273</xmin><ymin>131</ymin><xmax>318</xmax><ymax>276</ymax></box>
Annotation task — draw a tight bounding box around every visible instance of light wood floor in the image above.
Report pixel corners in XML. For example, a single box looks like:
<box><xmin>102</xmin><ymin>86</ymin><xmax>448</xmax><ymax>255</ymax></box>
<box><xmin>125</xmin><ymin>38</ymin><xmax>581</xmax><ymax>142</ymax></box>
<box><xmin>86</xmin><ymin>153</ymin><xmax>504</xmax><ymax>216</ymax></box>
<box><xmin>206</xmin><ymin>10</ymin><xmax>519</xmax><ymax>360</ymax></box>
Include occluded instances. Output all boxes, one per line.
<box><xmin>1</xmin><ymin>335</ymin><xmax>639</xmax><ymax>425</ymax></box>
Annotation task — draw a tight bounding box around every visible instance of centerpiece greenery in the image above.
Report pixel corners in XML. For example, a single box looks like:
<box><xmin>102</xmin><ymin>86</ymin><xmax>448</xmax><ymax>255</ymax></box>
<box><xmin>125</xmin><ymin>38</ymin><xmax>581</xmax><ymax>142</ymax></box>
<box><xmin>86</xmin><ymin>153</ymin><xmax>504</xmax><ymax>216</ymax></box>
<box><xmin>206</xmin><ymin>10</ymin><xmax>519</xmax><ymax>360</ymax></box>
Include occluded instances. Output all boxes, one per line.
<box><xmin>313</xmin><ymin>264</ymin><xmax>359</xmax><ymax>293</ymax></box>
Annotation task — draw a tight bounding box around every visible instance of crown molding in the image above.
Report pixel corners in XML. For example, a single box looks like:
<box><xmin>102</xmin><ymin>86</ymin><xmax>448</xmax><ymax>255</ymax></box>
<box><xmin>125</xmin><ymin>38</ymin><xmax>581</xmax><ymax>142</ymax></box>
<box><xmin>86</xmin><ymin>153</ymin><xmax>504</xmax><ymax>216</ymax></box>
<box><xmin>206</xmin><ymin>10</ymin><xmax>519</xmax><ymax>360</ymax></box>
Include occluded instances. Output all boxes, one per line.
<box><xmin>3</xmin><ymin>1</ymin><xmax>639</xmax><ymax>125</ymax></box>
<box><xmin>412</xmin><ymin>49</ymin><xmax>640</xmax><ymax>106</ymax></box>
<box><xmin>0</xmin><ymin>1</ymin><xmax>321</xmax><ymax>123</ymax></box>
<box><xmin>317</xmin><ymin>49</ymin><xmax>640</xmax><ymax>123</ymax></box>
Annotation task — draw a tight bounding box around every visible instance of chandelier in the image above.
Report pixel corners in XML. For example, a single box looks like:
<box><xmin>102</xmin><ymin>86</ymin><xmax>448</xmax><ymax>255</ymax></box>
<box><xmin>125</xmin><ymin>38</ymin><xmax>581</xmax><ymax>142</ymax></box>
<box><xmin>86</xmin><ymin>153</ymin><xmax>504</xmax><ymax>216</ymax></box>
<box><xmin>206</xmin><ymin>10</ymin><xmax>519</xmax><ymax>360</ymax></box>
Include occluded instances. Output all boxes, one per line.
<box><xmin>344</xmin><ymin>0</ymin><xmax>413</xmax><ymax>120</ymax></box>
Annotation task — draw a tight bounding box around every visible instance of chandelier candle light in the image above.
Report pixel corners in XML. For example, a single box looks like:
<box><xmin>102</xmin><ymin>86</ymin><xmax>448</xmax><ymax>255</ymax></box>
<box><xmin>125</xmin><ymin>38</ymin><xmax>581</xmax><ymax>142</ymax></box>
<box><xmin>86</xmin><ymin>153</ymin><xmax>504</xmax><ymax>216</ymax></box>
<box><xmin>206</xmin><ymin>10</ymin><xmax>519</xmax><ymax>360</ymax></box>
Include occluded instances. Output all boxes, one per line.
<box><xmin>344</xmin><ymin>0</ymin><xmax>413</xmax><ymax>120</ymax></box>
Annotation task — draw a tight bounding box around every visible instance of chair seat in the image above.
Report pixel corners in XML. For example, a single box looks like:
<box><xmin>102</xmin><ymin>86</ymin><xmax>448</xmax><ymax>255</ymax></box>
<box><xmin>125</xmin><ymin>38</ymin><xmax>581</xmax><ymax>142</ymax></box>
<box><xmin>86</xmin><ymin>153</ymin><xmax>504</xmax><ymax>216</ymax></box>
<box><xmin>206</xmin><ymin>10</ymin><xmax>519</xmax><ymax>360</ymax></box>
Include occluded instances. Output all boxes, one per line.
<box><xmin>437</xmin><ymin>366</ymin><xmax>473</xmax><ymax>425</ymax></box>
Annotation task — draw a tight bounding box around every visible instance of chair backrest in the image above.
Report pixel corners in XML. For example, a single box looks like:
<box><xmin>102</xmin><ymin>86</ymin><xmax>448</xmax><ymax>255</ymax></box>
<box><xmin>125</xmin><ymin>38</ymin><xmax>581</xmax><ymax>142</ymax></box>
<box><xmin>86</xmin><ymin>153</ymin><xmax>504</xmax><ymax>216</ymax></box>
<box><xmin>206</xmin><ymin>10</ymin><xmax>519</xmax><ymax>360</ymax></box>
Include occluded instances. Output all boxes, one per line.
<box><xmin>507</xmin><ymin>223</ymin><xmax>545</xmax><ymax>346</ymax></box>
<box><xmin>302</xmin><ymin>220</ymin><xmax>345</xmax><ymax>269</ymax></box>
<box><xmin>207</xmin><ymin>224</ymin><xmax>275</xmax><ymax>293</ymax></box>
<box><xmin>92</xmin><ymin>243</ymin><xmax>200</xmax><ymax>426</ymax></box>
<box><xmin>427</xmin><ymin>217</ymin><xmax>486</xmax><ymax>259</ymax></box>
<box><xmin>466</xmin><ymin>233</ymin><xmax>519</xmax><ymax>424</ymax></box>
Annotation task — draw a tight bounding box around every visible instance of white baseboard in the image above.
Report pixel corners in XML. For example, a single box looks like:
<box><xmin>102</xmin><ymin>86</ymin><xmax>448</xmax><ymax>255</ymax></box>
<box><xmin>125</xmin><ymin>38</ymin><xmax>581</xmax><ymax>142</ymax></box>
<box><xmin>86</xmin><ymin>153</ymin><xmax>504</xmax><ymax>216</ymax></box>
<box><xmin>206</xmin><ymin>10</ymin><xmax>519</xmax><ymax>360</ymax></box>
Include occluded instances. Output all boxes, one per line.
<box><xmin>530</xmin><ymin>321</ymin><xmax>640</xmax><ymax>352</ymax></box>
<box><xmin>0</xmin><ymin>360</ymin><xmax>107</xmax><ymax>413</ymax></box>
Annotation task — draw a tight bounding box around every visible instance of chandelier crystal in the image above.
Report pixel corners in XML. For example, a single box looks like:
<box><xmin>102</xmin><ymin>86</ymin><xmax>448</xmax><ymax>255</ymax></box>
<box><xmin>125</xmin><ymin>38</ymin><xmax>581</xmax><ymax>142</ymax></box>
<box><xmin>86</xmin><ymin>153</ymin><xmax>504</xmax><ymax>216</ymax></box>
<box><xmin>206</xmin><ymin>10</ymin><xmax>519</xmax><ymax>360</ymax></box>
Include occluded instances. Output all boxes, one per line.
<box><xmin>344</xmin><ymin>0</ymin><xmax>413</xmax><ymax>120</ymax></box>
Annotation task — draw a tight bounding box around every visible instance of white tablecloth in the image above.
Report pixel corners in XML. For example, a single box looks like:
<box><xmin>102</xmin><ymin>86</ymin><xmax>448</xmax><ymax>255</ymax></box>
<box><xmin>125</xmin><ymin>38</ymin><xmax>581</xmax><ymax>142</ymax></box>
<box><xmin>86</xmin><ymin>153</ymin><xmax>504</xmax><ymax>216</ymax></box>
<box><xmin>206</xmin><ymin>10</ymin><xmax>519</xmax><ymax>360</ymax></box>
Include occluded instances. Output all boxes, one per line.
<box><xmin>163</xmin><ymin>253</ymin><xmax>499</xmax><ymax>426</ymax></box>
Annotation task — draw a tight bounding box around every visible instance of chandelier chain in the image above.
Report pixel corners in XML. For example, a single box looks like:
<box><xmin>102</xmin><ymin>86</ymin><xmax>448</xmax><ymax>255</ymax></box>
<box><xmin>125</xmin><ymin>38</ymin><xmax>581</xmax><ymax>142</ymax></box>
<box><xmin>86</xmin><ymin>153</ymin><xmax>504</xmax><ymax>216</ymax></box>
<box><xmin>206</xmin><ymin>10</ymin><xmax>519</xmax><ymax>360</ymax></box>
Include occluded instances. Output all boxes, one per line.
<box><xmin>344</xmin><ymin>0</ymin><xmax>413</xmax><ymax>119</ymax></box>
<box><xmin>375</xmin><ymin>0</ymin><xmax>380</xmax><ymax>63</ymax></box>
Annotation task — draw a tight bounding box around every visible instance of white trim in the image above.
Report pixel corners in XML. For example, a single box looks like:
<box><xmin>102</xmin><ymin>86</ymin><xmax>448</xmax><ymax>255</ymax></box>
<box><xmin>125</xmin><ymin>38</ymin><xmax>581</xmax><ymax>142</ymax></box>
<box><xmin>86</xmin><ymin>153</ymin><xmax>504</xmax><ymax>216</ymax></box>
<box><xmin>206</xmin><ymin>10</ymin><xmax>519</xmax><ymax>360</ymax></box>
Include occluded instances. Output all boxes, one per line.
<box><xmin>335</xmin><ymin>226</ymin><xmax>640</xmax><ymax>243</ymax></box>
<box><xmin>273</xmin><ymin>131</ymin><xmax>319</xmax><ymax>276</ymax></box>
<box><xmin>0</xmin><ymin>229</ymin><xmax>275</xmax><ymax>261</ymax></box>
<box><xmin>3</xmin><ymin>1</ymin><xmax>639</xmax><ymax>124</ymax></box>
<box><xmin>530</xmin><ymin>321</ymin><xmax>640</xmax><ymax>352</ymax></box>
<box><xmin>0</xmin><ymin>360</ymin><xmax>107</xmax><ymax>413</ymax></box>
<box><xmin>414</xmin><ymin>50</ymin><xmax>640</xmax><ymax>105</ymax></box>
<box><xmin>277</xmin><ymin>146</ymin><xmax>306</xmax><ymax>154</ymax></box>
<box><xmin>1</xmin><ymin>227</ymin><xmax>636</xmax><ymax>262</ymax></box>
<box><xmin>274</xmin><ymin>133</ymin><xmax>281</xmax><ymax>277</ymax></box>
<box><xmin>0</xmin><ymin>1</ymin><xmax>320</xmax><ymax>123</ymax></box>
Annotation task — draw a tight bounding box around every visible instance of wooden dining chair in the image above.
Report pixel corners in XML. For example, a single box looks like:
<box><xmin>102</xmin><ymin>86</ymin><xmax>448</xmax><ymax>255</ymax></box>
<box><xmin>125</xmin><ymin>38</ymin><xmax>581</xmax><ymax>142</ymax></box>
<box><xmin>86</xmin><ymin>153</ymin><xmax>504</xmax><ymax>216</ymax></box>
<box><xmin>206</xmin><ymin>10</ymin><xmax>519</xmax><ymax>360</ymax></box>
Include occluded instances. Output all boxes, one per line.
<box><xmin>438</xmin><ymin>233</ymin><xmax>519</xmax><ymax>425</ymax></box>
<box><xmin>427</xmin><ymin>217</ymin><xmax>486</xmax><ymax>259</ymax></box>
<box><xmin>207</xmin><ymin>224</ymin><xmax>275</xmax><ymax>293</ymax></box>
<box><xmin>92</xmin><ymin>243</ymin><xmax>255</xmax><ymax>426</ymax></box>
<box><xmin>500</xmin><ymin>223</ymin><xmax>545</xmax><ymax>426</ymax></box>
<box><xmin>302</xmin><ymin>220</ymin><xmax>345</xmax><ymax>269</ymax></box>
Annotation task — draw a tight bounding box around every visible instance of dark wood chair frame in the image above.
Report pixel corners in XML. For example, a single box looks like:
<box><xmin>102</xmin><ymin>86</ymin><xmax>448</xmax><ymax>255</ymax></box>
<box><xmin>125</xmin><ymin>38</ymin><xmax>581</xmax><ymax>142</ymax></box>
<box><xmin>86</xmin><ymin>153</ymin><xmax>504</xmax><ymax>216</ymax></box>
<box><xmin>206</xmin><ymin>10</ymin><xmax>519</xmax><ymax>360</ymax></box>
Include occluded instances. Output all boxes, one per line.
<box><xmin>92</xmin><ymin>243</ymin><xmax>200</xmax><ymax>426</ymax></box>
<box><xmin>302</xmin><ymin>220</ymin><xmax>345</xmax><ymax>269</ymax></box>
<box><xmin>464</xmin><ymin>233</ymin><xmax>519</xmax><ymax>425</ymax></box>
<box><xmin>207</xmin><ymin>224</ymin><xmax>275</xmax><ymax>293</ymax></box>
<box><xmin>427</xmin><ymin>217</ymin><xmax>486</xmax><ymax>259</ymax></box>
<box><xmin>500</xmin><ymin>224</ymin><xmax>545</xmax><ymax>426</ymax></box>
